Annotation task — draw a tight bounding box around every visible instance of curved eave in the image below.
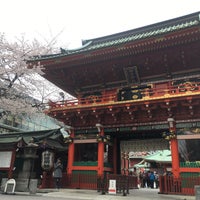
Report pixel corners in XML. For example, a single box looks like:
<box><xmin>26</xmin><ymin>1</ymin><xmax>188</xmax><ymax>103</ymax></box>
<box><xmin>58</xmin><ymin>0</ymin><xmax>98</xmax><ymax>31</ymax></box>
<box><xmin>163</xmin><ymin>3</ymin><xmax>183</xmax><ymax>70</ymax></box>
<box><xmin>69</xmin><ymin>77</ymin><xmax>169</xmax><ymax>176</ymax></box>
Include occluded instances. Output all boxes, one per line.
<box><xmin>0</xmin><ymin>136</ymin><xmax>26</xmax><ymax>150</ymax></box>
<box><xmin>38</xmin><ymin>26</ymin><xmax>200</xmax><ymax>68</ymax></box>
<box><xmin>29</xmin><ymin>11</ymin><xmax>200</xmax><ymax>65</ymax></box>
<box><xmin>82</xmin><ymin>11</ymin><xmax>200</xmax><ymax>45</ymax></box>
<box><xmin>0</xmin><ymin>129</ymin><xmax>60</xmax><ymax>144</ymax></box>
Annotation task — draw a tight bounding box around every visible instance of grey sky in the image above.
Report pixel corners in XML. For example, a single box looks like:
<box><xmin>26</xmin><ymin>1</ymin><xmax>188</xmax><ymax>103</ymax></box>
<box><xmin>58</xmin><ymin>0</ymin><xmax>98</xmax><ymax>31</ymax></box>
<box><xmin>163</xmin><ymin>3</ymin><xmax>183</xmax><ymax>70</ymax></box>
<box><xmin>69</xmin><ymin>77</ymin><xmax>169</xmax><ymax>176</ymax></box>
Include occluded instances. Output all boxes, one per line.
<box><xmin>1</xmin><ymin>0</ymin><xmax>200</xmax><ymax>48</ymax></box>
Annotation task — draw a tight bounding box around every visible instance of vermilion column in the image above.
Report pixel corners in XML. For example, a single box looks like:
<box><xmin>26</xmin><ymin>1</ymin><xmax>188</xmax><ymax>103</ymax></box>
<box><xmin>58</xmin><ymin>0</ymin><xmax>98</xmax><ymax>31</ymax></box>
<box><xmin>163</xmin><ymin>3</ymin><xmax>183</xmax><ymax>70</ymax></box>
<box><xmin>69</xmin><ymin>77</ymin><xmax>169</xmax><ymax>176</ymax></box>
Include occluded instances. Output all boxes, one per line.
<box><xmin>168</xmin><ymin>118</ymin><xmax>180</xmax><ymax>178</ymax></box>
<box><xmin>67</xmin><ymin>127</ymin><xmax>75</xmax><ymax>174</ymax></box>
<box><xmin>125</xmin><ymin>152</ymin><xmax>129</xmax><ymax>175</ymax></box>
<box><xmin>96</xmin><ymin>124</ymin><xmax>104</xmax><ymax>176</ymax></box>
<box><xmin>8</xmin><ymin>150</ymin><xmax>16</xmax><ymax>178</ymax></box>
<box><xmin>121</xmin><ymin>152</ymin><xmax>125</xmax><ymax>175</ymax></box>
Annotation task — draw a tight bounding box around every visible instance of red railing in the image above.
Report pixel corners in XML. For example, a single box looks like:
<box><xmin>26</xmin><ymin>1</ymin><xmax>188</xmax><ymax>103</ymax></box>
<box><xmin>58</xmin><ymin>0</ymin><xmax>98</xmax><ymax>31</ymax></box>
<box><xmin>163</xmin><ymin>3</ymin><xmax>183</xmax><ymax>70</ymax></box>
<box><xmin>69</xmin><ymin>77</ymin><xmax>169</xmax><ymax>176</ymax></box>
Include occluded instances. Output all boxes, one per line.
<box><xmin>48</xmin><ymin>83</ymin><xmax>200</xmax><ymax>110</ymax></box>
<box><xmin>63</xmin><ymin>173</ymin><xmax>98</xmax><ymax>189</ymax></box>
<box><xmin>107</xmin><ymin>174</ymin><xmax>138</xmax><ymax>191</ymax></box>
<box><xmin>159</xmin><ymin>175</ymin><xmax>200</xmax><ymax>196</ymax></box>
<box><xmin>41</xmin><ymin>172</ymin><xmax>200</xmax><ymax>196</ymax></box>
<box><xmin>60</xmin><ymin>173</ymin><xmax>138</xmax><ymax>191</ymax></box>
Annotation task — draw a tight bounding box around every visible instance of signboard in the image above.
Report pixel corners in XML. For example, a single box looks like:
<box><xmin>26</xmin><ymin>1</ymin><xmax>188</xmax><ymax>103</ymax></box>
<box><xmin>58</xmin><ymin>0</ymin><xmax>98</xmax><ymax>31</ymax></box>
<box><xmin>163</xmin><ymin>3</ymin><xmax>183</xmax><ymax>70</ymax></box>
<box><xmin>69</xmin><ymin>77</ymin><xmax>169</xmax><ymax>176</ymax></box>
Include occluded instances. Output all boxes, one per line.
<box><xmin>0</xmin><ymin>151</ymin><xmax>12</xmax><ymax>168</ymax></box>
<box><xmin>4</xmin><ymin>179</ymin><xmax>16</xmax><ymax>194</ymax></box>
<box><xmin>121</xmin><ymin>139</ymin><xmax>168</xmax><ymax>153</ymax></box>
<box><xmin>108</xmin><ymin>179</ymin><xmax>116</xmax><ymax>194</ymax></box>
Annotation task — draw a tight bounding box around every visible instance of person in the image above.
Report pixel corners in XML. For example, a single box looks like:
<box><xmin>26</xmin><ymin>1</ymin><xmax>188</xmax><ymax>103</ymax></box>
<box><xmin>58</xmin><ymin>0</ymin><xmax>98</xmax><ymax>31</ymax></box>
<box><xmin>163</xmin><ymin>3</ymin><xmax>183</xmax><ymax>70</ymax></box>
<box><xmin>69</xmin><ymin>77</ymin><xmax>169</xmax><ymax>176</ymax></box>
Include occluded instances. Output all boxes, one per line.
<box><xmin>142</xmin><ymin>171</ymin><xmax>148</xmax><ymax>188</ymax></box>
<box><xmin>53</xmin><ymin>158</ymin><xmax>63</xmax><ymax>189</ymax></box>
<box><xmin>149</xmin><ymin>171</ymin><xmax>155</xmax><ymax>189</ymax></box>
<box><xmin>154</xmin><ymin>172</ymin><xmax>159</xmax><ymax>188</ymax></box>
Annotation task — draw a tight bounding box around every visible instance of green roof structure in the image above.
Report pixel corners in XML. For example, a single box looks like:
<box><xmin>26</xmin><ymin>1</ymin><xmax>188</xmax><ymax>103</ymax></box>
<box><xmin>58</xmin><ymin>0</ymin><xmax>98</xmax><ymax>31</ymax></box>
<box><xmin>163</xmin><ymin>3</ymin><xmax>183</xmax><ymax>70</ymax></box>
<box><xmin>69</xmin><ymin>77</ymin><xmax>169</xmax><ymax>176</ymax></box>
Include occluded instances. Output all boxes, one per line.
<box><xmin>144</xmin><ymin>150</ymin><xmax>172</xmax><ymax>164</ymax></box>
<box><xmin>0</xmin><ymin>129</ymin><xmax>68</xmax><ymax>150</ymax></box>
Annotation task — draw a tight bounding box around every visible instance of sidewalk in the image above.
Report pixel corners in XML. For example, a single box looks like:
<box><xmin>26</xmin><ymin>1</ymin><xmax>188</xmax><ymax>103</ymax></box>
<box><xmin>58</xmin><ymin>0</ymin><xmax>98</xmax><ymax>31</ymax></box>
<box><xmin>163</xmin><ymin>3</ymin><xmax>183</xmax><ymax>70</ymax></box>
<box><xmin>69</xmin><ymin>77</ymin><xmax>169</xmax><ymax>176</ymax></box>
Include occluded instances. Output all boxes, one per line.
<box><xmin>40</xmin><ymin>188</ymin><xmax>195</xmax><ymax>200</ymax></box>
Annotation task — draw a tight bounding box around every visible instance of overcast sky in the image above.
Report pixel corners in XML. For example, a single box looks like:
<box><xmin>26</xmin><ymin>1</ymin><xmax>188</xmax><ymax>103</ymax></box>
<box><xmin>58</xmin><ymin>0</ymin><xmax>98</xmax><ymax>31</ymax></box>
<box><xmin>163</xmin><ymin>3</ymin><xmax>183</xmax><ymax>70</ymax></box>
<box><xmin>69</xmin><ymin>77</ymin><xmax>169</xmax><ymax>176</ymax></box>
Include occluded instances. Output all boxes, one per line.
<box><xmin>1</xmin><ymin>0</ymin><xmax>200</xmax><ymax>49</ymax></box>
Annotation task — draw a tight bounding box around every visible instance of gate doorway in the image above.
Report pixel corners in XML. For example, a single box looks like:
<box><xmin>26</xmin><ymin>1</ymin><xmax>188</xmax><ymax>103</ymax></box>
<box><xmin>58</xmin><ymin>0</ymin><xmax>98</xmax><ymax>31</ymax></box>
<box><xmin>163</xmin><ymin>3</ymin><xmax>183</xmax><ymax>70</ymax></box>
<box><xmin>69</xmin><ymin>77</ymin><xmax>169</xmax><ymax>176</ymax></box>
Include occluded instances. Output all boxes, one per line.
<box><xmin>118</xmin><ymin>130</ymin><xmax>171</xmax><ymax>182</ymax></box>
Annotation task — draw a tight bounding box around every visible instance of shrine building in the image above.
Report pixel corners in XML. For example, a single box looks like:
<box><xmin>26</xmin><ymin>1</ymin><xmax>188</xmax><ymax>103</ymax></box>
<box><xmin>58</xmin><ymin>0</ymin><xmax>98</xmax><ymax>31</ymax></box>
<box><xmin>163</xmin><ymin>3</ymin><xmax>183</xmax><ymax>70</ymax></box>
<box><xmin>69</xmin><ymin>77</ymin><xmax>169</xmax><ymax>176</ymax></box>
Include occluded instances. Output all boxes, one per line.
<box><xmin>29</xmin><ymin>12</ymin><xmax>200</xmax><ymax>194</ymax></box>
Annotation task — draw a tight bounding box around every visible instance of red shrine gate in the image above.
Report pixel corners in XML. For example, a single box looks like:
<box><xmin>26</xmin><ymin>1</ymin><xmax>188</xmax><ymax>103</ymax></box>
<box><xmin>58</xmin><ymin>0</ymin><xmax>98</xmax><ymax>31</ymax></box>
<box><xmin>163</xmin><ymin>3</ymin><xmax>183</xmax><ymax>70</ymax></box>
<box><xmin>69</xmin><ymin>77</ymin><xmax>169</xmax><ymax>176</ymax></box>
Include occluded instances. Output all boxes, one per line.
<box><xmin>29</xmin><ymin>12</ymin><xmax>200</xmax><ymax>195</ymax></box>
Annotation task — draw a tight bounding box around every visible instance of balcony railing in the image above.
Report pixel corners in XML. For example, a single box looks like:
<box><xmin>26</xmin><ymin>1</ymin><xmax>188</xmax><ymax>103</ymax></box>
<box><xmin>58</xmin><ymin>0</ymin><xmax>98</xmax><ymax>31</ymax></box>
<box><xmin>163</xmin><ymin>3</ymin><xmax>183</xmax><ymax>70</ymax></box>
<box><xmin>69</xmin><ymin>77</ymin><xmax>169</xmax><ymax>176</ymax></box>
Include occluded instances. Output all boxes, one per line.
<box><xmin>48</xmin><ymin>83</ymin><xmax>200</xmax><ymax>110</ymax></box>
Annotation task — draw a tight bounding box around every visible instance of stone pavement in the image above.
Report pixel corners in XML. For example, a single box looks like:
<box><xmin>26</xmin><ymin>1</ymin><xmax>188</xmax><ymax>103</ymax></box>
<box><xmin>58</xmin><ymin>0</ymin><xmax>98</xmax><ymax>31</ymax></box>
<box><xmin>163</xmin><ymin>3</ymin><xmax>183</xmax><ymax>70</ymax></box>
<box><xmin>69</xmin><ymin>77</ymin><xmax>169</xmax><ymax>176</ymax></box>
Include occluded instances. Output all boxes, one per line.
<box><xmin>39</xmin><ymin>188</ymin><xmax>195</xmax><ymax>200</ymax></box>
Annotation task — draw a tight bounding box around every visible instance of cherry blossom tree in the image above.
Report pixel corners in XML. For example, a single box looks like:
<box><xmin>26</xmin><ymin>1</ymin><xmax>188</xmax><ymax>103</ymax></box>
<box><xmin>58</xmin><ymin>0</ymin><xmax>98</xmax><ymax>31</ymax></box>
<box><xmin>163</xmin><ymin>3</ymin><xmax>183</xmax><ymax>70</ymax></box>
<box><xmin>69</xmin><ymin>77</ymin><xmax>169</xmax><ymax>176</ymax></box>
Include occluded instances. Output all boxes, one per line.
<box><xmin>0</xmin><ymin>33</ymin><xmax>71</xmax><ymax>118</ymax></box>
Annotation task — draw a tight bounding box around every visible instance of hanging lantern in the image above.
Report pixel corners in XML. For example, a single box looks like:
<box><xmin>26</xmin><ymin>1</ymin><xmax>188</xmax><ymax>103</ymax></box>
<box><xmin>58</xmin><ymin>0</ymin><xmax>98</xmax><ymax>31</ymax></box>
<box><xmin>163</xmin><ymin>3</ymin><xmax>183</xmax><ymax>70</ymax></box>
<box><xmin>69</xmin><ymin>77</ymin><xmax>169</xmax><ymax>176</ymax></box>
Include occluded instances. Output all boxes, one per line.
<box><xmin>41</xmin><ymin>150</ymin><xmax>54</xmax><ymax>171</ymax></box>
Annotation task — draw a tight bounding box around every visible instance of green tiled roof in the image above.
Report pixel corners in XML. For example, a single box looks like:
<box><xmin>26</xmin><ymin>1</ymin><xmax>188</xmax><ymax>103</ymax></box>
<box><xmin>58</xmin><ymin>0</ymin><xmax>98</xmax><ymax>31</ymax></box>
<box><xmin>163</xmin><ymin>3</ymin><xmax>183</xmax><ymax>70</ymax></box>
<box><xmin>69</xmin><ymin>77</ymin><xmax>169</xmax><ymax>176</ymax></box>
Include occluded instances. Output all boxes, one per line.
<box><xmin>81</xmin><ymin>20</ymin><xmax>198</xmax><ymax>50</ymax></box>
<box><xmin>144</xmin><ymin>150</ymin><xmax>171</xmax><ymax>163</ymax></box>
<box><xmin>32</xmin><ymin>12</ymin><xmax>200</xmax><ymax>61</ymax></box>
<box><xmin>0</xmin><ymin>129</ymin><xmax>67</xmax><ymax>150</ymax></box>
<box><xmin>0</xmin><ymin>136</ymin><xmax>22</xmax><ymax>144</ymax></box>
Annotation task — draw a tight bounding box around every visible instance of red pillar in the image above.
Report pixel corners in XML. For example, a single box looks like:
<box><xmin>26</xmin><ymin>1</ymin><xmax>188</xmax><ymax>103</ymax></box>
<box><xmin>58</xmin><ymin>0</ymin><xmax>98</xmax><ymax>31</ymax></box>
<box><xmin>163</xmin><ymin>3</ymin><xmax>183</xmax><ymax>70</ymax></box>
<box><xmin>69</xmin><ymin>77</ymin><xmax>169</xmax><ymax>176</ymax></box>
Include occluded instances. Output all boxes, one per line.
<box><xmin>8</xmin><ymin>150</ymin><xmax>16</xmax><ymax>178</ymax></box>
<box><xmin>125</xmin><ymin>152</ymin><xmax>129</xmax><ymax>175</ymax></box>
<box><xmin>168</xmin><ymin>118</ymin><xmax>180</xmax><ymax>178</ymax></box>
<box><xmin>67</xmin><ymin>127</ymin><xmax>75</xmax><ymax>174</ymax></box>
<box><xmin>121</xmin><ymin>151</ymin><xmax>129</xmax><ymax>175</ymax></box>
<box><xmin>96</xmin><ymin>124</ymin><xmax>104</xmax><ymax>176</ymax></box>
<box><xmin>121</xmin><ymin>152</ymin><xmax>125</xmax><ymax>175</ymax></box>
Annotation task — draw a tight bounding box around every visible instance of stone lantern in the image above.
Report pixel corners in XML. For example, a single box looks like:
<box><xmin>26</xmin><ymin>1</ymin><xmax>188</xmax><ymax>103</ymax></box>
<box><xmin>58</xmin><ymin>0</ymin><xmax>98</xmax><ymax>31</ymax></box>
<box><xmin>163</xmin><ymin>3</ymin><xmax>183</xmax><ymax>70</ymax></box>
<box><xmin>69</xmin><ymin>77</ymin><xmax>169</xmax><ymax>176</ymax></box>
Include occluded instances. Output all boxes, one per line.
<box><xmin>16</xmin><ymin>140</ymin><xmax>38</xmax><ymax>193</ymax></box>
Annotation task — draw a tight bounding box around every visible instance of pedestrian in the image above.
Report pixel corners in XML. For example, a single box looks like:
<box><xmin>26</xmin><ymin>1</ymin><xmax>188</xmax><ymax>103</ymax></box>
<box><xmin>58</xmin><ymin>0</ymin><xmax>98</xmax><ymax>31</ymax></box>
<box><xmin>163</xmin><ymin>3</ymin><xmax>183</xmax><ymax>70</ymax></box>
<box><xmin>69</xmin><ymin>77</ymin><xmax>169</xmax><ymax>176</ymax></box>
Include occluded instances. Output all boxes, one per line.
<box><xmin>53</xmin><ymin>158</ymin><xmax>63</xmax><ymax>189</ymax></box>
<box><xmin>149</xmin><ymin>171</ymin><xmax>155</xmax><ymax>189</ymax></box>
<box><xmin>154</xmin><ymin>172</ymin><xmax>159</xmax><ymax>188</ymax></box>
<box><xmin>147</xmin><ymin>170</ymin><xmax>151</xmax><ymax>187</ymax></box>
<box><xmin>139</xmin><ymin>171</ymin><xmax>143</xmax><ymax>188</ymax></box>
<box><xmin>142</xmin><ymin>171</ymin><xmax>148</xmax><ymax>188</ymax></box>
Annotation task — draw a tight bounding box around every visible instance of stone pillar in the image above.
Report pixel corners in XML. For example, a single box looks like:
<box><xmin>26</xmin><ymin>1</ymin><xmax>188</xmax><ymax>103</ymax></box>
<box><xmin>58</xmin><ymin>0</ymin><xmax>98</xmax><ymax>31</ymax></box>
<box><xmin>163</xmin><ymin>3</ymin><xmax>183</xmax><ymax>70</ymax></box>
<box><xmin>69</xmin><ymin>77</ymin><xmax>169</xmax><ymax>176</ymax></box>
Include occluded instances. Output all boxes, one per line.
<box><xmin>18</xmin><ymin>145</ymin><xmax>38</xmax><ymax>178</ymax></box>
<box><xmin>16</xmin><ymin>145</ymin><xmax>38</xmax><ymax>192</ymax></box>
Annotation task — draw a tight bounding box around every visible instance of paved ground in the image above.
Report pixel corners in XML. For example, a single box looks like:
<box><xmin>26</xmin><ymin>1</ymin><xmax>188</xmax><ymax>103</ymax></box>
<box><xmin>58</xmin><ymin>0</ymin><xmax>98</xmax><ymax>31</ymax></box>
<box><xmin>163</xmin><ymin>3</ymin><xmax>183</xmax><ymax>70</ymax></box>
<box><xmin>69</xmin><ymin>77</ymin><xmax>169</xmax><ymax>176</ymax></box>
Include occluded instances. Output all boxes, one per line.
<box><xmin>1</xmin><ymin>188</ymin><xmax>196</xmax><ymax>200</ymax></box>
<box><xmin>41</xmin><ymin>188</ymin><xmax>195</xmax><ymax>200</ymax></box>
